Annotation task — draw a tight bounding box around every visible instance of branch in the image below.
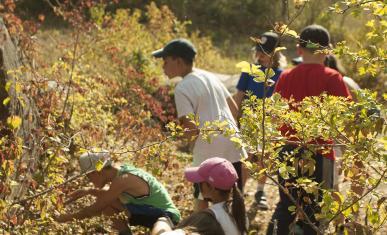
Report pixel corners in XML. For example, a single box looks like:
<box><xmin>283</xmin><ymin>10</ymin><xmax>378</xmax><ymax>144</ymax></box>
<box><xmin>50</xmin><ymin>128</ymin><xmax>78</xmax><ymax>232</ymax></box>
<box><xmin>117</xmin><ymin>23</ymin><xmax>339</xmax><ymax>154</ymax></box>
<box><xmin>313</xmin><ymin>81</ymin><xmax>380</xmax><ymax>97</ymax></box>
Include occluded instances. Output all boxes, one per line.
<box><xmin>10</xmin><ymin>173</ymin><xmax>85</xmax><ymax>207</ymax></box>
<box><xmin>338</xmin><ymin>0</ymin><xmax>383</xmax><ymax>14</ymax></box>
<box><xmin>266</xmin><ymin>174</ymin><xmax>323</xmax><ymax>234</ymax></box>
<box><xmin>327</xmin><ymin>169</ymin><xmax>387</xmax><ymax>224</ymax></box>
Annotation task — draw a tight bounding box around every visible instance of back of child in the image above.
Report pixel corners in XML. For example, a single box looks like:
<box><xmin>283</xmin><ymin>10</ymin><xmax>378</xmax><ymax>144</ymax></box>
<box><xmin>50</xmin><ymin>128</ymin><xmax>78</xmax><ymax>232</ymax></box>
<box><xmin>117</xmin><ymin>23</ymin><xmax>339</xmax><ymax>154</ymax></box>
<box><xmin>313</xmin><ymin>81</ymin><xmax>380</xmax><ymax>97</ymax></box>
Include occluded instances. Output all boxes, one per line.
<box><xmin>268</xmin><ymin>24</ymin><xmax>351</xmax><ymax>235</ymax></box>
<box><xmin>184</xmin><ymin>157</ymin><xmax>247</xmax><ymax>235</ymax></box>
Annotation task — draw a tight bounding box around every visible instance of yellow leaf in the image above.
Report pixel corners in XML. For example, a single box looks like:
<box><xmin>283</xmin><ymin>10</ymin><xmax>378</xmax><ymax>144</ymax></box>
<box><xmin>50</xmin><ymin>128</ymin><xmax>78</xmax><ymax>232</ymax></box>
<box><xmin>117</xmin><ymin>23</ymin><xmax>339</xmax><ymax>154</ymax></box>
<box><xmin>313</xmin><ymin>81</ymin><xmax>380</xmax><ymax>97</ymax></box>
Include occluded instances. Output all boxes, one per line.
<box><xmin>333</xmin><ymin>191</ymin><xmax>344</xmax><ymax>204</ymax></box>
<box><xmin>274</xmin><ymin>46</ymin><xmax>287</xmax><ymax>53</ymax></box>
<box><xmin>366</xmin><ymin>20</ymin><xmax>375</xmax><ymax>28</ymax></box>
<box><xmin>236</xmin><ymin>61</ymin><xmax>264</xmax><ymax>78</ymax></box>
<box><xmin>3</xmin><ymin>97</ymin><xmax>10</xmax><ymax>106</ymax></box>
<box><xmin>15</xmin><ymin>83</ymin><xmax>21</xmax><ymax>93</ymax></box>
<box><xmin>95</xmin><ymin>160</ymin><xmax>104</xmax><ymax>172</ymax></box>
<box><xmin>5</xmin><ymin>81</ymin><xmax>12</xmax><ymax>92</ymax></box>
<box><xmin>265</xmin><ymin>68</ymin><xmax>276</xmax><ymax>79</ymax></box>
<box><xmin>7</xmin><ymin>116</ymin><xmax>22</xmax><ymax>129</ymax></box>
<box><xmin>285</xmin><ymin>29</ymin><xmax>299</xmax><ymax>38</ymax></box>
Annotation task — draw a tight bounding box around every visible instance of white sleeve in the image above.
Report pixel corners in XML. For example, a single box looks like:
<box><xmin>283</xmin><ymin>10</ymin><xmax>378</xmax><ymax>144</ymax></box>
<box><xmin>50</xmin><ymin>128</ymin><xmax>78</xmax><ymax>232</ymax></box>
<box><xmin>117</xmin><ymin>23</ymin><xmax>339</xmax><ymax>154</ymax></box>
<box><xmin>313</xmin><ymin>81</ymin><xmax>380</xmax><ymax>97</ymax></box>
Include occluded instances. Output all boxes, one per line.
<box><xmin>174</xmin><ymin>85</ymin><xmax>196</xmax><ymax>118</ymax></box>
<box><xmin>219</xmin><ymin>80</ymin><xmax>231</xmax><ymax>98</ymax></box>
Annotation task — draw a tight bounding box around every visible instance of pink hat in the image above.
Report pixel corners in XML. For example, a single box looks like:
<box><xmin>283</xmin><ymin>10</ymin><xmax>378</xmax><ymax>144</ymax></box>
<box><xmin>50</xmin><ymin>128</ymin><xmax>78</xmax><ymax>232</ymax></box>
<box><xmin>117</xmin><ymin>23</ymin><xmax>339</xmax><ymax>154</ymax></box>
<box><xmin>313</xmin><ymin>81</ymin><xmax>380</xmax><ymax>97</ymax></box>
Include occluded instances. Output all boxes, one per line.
<box><xmin>184</xmin><ymin>157</ymin><xmax>238</xmax><ymax>190</ymax></box>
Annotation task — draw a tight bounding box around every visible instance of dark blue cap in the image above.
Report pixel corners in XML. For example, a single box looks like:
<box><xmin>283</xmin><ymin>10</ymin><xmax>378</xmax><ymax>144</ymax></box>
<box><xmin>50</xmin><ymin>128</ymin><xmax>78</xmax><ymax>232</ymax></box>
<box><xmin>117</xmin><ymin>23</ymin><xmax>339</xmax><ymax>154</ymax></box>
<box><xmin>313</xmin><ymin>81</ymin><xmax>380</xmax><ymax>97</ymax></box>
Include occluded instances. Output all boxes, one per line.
<box><xmin>152</xmin><ymin>38</ymin><xmax>197</xmax><ymax>61</ymax></box>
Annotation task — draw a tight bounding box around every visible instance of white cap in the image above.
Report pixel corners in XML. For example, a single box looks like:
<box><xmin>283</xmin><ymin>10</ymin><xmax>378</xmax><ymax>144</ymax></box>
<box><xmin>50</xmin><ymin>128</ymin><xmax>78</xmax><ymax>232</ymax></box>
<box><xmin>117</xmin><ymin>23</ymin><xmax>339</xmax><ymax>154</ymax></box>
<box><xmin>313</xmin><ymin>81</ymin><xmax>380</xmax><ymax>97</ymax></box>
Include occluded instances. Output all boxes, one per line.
<box><xmin>79</xmin><ymin>150</ymin><xmax>112</xmax><ymax>174</ymax></box>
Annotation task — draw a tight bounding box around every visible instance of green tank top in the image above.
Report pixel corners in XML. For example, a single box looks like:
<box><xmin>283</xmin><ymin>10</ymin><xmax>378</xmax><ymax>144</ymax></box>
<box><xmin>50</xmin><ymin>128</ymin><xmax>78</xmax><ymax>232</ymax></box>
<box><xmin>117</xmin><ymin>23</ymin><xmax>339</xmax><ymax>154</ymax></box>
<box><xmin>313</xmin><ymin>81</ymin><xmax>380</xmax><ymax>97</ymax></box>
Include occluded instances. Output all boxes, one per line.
<box><xmin>117</xmin><ymin>164</ymin><xmax>181</xmax><ymax>223</ymax></box>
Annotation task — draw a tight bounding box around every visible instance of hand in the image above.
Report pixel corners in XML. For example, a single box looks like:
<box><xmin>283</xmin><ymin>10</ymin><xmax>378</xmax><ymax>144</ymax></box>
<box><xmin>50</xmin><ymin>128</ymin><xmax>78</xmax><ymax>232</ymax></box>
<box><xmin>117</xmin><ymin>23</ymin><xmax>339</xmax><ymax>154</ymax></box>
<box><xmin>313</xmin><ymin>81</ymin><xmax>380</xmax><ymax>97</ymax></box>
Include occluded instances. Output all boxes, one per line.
<box><xmin>54</xmin><ymin>213</ymin><xmax>72</xmax><ymax>223</ymax></box>
<box><xmin>65</xmin><ymin>189</ymin><xmax>90</xmax><ymax>204</ymax></box>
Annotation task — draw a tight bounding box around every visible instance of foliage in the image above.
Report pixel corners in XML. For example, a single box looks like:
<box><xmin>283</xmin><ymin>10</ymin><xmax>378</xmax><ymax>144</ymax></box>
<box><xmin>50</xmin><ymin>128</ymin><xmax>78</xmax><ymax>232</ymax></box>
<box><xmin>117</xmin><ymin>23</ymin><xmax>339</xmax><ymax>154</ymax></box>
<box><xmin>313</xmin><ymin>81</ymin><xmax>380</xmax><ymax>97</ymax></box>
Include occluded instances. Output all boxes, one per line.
<box><xmin>0</xmin><ymin>0</ymin><xmax>385</xmax><ymax>234</ymax></box>
<box><xmin>0</xmin><ymin>1</ymin><xmax>231</xmax><ymax>233</ymax></box>
<box><xmin>226</xmin><ymin>1</ymin><xmax>386</xmax><ymax>233</ymax></box>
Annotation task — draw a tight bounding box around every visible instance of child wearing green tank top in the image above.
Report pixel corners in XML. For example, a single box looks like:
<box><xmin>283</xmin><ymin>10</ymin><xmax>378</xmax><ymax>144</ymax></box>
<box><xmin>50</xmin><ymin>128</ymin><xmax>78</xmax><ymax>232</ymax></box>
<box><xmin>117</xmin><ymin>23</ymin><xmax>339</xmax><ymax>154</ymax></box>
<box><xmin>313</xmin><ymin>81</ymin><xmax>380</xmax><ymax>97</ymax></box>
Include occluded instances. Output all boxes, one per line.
<box><xmin>55</xmin><ymin>151</ymin><xmax>180</xmax><ymax>235</ymax></box>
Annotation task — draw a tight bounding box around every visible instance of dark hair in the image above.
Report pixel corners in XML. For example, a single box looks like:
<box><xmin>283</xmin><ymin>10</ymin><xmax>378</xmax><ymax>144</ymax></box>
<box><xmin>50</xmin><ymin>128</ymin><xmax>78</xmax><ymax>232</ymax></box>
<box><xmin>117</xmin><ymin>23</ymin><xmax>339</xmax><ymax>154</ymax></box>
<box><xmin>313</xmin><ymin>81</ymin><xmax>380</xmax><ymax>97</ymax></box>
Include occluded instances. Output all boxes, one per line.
<box><xmin>218</xmin><ymin>184</ymin><xmax>247</xmax><ymax>234</ymax></box>
<box><xmin>171</xmin><ymin>55</ymin><xmax>193</xmax><ymax>66</ymax></box>
<box><xmin>324</xmin><ymin>54</ymin><xmax>346</xmax><ymax>75</ymax></box>
<box><xmin>177</xmin><ymin>210</ymin><xmax>225</xmax><ymax>235</ymax></box>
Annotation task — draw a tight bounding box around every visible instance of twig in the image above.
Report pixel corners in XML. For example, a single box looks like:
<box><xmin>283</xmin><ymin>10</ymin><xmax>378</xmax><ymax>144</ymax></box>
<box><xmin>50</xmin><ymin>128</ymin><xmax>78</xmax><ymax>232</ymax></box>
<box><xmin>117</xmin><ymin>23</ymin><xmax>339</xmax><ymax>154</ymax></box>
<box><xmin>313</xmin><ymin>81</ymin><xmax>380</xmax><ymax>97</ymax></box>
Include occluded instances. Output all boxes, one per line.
<box><xmin>61</xmin><ymin>30</ymin><xmax>80</xmax><ymax>122</ymax></box>
<box><xmin>266</xmin><ymin>174</ymin><xmax>323</xmax><ymax>234</ymax></box>
<box><xmin>10</xmin><ymin>173</ymin><xmax>85</xmax><ymax>207</ymax></box>
<box><xmin>327</xmin><ymin>169</ymin><xmax>387</xmax><ymax>224</ymax></box>
<box><xmin>338</xmin><ymin>0</ymin><xmax>383</xmax><ymax>14</ymax></box>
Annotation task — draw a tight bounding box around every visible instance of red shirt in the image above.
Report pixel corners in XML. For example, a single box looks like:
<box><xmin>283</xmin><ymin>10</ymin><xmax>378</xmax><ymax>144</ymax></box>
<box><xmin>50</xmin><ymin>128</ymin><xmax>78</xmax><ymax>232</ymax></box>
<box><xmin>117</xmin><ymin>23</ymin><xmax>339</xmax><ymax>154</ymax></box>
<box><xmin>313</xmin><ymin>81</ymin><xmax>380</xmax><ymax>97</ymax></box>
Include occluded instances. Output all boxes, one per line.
<box><xmin>274</xmin><ymin>63</ymin><xmax>351</xmax><ymax>159</ymax></box>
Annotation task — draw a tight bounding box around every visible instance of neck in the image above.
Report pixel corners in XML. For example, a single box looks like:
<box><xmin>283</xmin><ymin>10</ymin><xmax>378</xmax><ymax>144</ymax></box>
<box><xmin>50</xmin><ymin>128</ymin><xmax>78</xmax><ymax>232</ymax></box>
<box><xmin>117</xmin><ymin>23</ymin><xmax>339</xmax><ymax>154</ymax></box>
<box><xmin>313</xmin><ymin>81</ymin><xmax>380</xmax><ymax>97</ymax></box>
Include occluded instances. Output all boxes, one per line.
<box><xmin>104</xmin><ymin>166</ymin><xmax>118</xmax><ymax>182</ymax></box>
<box><xmin>302</xmin><ymin>52</ymin><xmax>325</xmax><ymax>64</ymax></box>
<box><xmin>212</xmin><ymin>191</ymin><xmax>230</xmax><ymax>204</ymax></box>
<box><xmin>181</xmin><ymin>65</ymin><xmax>193</xmax><ymax>77</ymax></box>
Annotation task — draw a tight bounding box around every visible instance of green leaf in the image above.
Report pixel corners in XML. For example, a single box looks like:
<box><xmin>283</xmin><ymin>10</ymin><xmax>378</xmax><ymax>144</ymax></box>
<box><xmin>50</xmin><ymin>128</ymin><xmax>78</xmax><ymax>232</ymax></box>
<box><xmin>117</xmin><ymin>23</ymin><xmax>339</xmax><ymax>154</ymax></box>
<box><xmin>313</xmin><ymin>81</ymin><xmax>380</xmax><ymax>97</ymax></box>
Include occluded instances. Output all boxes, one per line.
<box><xmin>288</xmin><ymin>205</ymin><xmax>296</xmax><ymax>212</ymax></box>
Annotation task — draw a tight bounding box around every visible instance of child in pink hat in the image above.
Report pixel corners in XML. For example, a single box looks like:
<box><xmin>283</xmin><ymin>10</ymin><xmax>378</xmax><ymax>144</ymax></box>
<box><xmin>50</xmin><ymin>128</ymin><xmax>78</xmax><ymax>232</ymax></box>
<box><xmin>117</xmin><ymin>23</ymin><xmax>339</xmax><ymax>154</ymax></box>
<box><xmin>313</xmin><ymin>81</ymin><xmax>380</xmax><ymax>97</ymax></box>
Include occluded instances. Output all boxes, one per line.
<box><xmin>185</xmin><ymin>157</ymin><xmax>247</xmax><ymax>235</ymax></box>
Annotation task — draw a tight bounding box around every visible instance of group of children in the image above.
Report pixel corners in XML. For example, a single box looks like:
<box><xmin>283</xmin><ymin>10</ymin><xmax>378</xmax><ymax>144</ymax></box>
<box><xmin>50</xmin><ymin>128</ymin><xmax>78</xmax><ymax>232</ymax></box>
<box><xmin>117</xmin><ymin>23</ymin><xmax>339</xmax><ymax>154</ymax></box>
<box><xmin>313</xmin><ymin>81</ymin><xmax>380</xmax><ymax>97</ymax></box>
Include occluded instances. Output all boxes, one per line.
<box><xmin>55</xmin><ymin>24</ymin><xmax>357</xmax><ymax>235</ymax></box>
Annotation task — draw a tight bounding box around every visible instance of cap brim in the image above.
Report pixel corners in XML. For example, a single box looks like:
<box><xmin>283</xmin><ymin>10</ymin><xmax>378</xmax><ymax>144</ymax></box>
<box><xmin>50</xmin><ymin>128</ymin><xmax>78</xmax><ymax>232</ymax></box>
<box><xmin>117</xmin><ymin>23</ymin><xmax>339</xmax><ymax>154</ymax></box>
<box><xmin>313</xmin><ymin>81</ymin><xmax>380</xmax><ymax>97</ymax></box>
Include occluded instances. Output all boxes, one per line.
<box><xmin>151</xmin><ymin>48</ymin><xmax>165</xmax><ymax>58</ymax></box>
<box><xmin>184</xmin><ymin>167</ymin><xmax>205</xmax><ymax>183</ymax></box>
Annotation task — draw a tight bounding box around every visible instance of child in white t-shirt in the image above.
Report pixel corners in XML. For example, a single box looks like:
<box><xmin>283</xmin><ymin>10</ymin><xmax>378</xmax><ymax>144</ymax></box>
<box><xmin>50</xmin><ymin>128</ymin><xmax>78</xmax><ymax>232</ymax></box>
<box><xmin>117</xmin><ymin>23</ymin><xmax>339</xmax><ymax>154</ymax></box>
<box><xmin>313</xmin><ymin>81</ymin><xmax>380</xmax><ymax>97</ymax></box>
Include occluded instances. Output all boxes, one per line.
<box><xmin>152</xmin><ymin>39</ymin><xmax>247</xmax><ymax>210</ymax></box>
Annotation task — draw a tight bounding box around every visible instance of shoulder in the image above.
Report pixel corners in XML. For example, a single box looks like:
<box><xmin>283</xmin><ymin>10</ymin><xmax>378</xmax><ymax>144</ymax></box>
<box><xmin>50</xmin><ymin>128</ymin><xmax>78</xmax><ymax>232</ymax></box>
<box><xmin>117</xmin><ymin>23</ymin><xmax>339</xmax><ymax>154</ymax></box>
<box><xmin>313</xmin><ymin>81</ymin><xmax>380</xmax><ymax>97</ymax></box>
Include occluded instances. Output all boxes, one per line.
<box><xmin>176</xmin><ymin>72</ymin><xmax>202</xmax><ymax>89</ymax></box>
<box><xmin>277</xmin><ymin>67</ymin><xmax>294</xmax><ymax>81</ymax></box>
<box><xmin>115</xmin><ymin>166</ymin><xmax>145</xmax><ymax>184</ymax></box>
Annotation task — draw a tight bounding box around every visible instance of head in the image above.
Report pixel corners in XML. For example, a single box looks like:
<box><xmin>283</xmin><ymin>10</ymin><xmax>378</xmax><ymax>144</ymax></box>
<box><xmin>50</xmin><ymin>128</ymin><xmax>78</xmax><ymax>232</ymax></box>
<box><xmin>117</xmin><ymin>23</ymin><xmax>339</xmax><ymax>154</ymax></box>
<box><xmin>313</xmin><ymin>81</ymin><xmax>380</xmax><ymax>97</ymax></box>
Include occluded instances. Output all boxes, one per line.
<box><xmin>297</xmin><ymin>24</ymin><xmax>330</xmax><ymax>62</ymax></box>
<box><xmin>177</xmin><ymin>210</ymin><xmax>225</xmax><ymax>235</ymax></box>
<box><xmin>184</xmin><ymin>157</ymin><xmax>247</xmax><ymax>234</ymax></box>
<box><xmin>253</xmin><ymin>32</ymin><xmax>286</xmax><ymax>69</ymax></box>
<box><xmin>79</xmin><ymin>151</ymin><xmax>113</xmax><ymax>188</ymax></box>
<box><xmin>152</xmin><ymin>38</ymin><xmax>196</xmax><ymax>78</ymax></box>
<box><xmin>324</xmin><ymin>54</ymin><xmax>346</xmax><ymax>75</ymax></box>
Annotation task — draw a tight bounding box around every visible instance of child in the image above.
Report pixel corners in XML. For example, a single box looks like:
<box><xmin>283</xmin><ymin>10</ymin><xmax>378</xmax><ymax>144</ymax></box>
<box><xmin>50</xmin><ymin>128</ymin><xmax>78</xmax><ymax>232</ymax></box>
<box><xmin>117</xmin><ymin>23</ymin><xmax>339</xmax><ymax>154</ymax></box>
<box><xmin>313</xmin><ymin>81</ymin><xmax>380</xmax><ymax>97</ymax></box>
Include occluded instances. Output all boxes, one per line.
<box><xmin>234</xmin><ymin>31</ymin><xmax>287</xmax><ymax>210</ymax></box>
<box><xmin>152</xmin><ymin>157</ymin><xmax>247</xmax><ymax>235</ymax></box>
<box><xmin>55</xmin><ymin>151</ymin><xmax>181</xmax><ymax>235</ymax></box>
<box><xmin>152</xmin><ymin>39</ymin><xmax>247</xmax><ymax>210</ymax></box>
<box><xmin>268</xmin><ymin>24</ymin><xmax>351</xmax><ymax>235</ymax></box>
<box><xmin>151</xmin><ymin>210</ymin><xmax>225</xmax><ymax>235</ymax></box>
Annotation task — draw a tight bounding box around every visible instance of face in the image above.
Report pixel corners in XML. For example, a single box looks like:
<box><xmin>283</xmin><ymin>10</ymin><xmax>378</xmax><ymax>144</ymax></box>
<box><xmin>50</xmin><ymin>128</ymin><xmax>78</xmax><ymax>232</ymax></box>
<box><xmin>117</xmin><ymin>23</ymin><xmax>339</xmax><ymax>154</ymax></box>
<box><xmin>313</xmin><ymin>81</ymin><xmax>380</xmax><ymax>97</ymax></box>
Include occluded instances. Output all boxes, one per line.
<box><xmin>87</xmin><ymin>171</ymin><xmax>106</xmax><ymax>189</ymax></box>
<box><xmin>199</xmin><ymin>182</ymin><xmax>212</xmax><ymax>199</ymax></box>
<box><xmin>162</xmin><ymin>56</ymin><xmax>181</xmax><ymax>79</ymax></box>
<box><xmin>255</xmin><ymin>51</ymin><xmax>271</xmax><ymax>67</ymax></box>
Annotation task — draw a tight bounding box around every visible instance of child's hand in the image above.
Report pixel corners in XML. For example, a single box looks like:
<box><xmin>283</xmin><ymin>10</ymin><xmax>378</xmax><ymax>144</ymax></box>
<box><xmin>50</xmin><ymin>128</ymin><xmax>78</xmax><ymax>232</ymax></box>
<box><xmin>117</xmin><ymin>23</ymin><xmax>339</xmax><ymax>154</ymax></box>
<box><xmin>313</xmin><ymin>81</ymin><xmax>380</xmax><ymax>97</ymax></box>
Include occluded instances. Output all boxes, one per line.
<box><xmin>65</xmin><ymin>189</ymin><xmax>90</xmax><ymax>204</ymax></box>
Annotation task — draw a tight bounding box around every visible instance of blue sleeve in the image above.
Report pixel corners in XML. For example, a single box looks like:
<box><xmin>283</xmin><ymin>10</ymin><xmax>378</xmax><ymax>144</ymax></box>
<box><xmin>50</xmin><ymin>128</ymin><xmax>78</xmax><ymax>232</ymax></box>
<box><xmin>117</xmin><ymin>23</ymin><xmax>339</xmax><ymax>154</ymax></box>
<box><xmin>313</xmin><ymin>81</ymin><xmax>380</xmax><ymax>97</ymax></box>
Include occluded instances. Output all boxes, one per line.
<box><xmin>236</xmin><ymin>72</ymin><xmax>250</xmax><ymax>92</ymax></box>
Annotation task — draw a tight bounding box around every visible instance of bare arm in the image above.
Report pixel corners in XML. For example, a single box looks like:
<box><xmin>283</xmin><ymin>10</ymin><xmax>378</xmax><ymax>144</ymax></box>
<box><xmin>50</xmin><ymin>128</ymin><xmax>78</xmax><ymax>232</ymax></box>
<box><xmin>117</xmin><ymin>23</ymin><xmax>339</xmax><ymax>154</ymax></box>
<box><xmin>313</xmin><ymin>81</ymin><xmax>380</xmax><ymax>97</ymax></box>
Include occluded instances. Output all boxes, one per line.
<box><xmin>179</xmin><ymin>116</ymin><xmax>199</xmax><ymax>142</ymax></box>
<box><xmin>227</xmin><ymin>96</ymin><xmax>239</xmax><ymax>123</ymax></box>
<box><xmin>56</xmin><ymin>179</ymin><xmax>126</xmax><ymax>222</ymax></box>
<box><xmin>151</xmin><ymin>217</ymin><xmax>174</xmax><ymax>235</ymax></box>
<box><xmin>232</xmin><ymin>90</ymin><xmax>246</xmax><ymax>124</ymax></box>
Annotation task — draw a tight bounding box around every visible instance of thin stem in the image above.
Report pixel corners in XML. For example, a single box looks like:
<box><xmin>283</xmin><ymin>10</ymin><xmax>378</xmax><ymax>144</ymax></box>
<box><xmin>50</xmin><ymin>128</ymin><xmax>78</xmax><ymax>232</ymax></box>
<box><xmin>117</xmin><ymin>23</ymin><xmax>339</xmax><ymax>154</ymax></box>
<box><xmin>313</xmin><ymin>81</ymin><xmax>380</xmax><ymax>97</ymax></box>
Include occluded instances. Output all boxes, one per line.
<box><xmin>327</xmin><ymin>169</ymin><xmax>386</xmax><ymax>224</ymax></box>
<box><xmin>10</xmin><ymin>173</ymin><xmax>85</xmax><ymax>207</ymax></box>
<box><xmin>61</xmin><ymin>30</ymin><xmax>80</xmax><ymax>123</ymax></box>
<box><xmin>266</xmin><ymin>174</ymin><xmax>323</xmax><ymax>234</ymax></box>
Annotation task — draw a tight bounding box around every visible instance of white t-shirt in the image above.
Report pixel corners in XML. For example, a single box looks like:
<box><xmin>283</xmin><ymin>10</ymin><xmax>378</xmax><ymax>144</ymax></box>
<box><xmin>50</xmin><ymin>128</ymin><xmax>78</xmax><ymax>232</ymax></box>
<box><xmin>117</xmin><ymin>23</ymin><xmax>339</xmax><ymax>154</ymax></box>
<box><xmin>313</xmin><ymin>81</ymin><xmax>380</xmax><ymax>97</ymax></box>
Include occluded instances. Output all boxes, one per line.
<box><xmin>209</xmin><ymin>202</ymin><xmax>240</xmax><ymax>235</ymax></box>
<box><xmin>174</xmin><ymin>68</ymin><xmax>247</xmax><ymax>166</ymax></box>
<box><xmin>161</xmin><ymin>229</ymin><xmax>187</xmax><ymax>235</ymax></box>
